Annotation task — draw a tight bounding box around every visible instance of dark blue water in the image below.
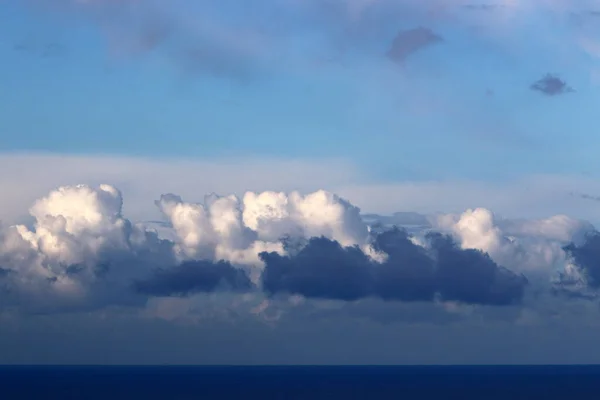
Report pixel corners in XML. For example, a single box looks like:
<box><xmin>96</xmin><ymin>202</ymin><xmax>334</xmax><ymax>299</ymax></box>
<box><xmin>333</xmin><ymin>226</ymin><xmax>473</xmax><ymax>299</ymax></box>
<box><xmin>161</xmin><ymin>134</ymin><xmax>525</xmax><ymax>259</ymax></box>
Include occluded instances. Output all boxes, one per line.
<box><xmin>2</xmin><ymin>365</ymin><xmax>600</xmax><ymax>399</ymax></box>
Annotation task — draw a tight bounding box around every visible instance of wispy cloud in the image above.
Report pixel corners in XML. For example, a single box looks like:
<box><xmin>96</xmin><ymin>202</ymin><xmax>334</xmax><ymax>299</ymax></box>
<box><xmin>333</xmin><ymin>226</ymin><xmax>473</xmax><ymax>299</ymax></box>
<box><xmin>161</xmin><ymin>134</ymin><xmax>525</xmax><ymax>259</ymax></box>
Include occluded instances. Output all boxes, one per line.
<box><xmin>462</xmin><ymin>4</ymin><xmax>507</xmax><ymax>12</ymax></box>
<box><xmin>13</xmin><ymin>42</ymin><xmax>67</xmax><ymax>58</ymax></box>
<box><xmin>386</xmin><ymin>27</ymin><xmax>443</xmax><ymax>64</ymax></box>
<box><xmin>572</xmin><ymin>192</ymin><xmax>600</xmax><ymax>202</ymax></box>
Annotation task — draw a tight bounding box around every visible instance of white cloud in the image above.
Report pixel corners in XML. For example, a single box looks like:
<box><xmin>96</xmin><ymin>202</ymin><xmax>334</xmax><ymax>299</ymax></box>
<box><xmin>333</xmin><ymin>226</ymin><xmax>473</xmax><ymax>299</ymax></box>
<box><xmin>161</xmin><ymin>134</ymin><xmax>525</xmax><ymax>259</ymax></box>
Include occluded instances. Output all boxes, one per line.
<box><xmin>1</xmin><ymin>153</ymin><xmax>600</xmax><ymax>316</ymax></box>
<box><xmin>0</xmin><ymin>180</ymin><xmax>377</xmax><ymax>311</ymax></box>
<box><xmin>155</xmin><ymin>188</ymin><xmax>371</xmax><ymax>281</ymax></box>
<box><xmin>0</xmin><ymin>152</ymin><xmax>362</xmax><ymax>225</ymax></box>
<box><xmin>0</xmin><ymin>183</ymin><xmax>176</xmax><ymax>312</ymax></box>
<box><xmin>3</xmin><ymin>153</ymin><xmax>600</xmax><ymax>226</ymax></box>
<box><xmin>424</xmin><ymin>206</ymin><xmax>594</xmax><ymax>294</ymax></box>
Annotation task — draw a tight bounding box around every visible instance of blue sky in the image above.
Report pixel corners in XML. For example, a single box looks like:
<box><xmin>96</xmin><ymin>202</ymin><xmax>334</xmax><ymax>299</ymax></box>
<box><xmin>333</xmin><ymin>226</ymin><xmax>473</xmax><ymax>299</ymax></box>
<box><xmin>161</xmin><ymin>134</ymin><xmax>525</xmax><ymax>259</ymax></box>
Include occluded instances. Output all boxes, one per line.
<box><xmin>2</xmin><ymin>0</ymin><xmax>599</xmax><ymax>185</ymax></box>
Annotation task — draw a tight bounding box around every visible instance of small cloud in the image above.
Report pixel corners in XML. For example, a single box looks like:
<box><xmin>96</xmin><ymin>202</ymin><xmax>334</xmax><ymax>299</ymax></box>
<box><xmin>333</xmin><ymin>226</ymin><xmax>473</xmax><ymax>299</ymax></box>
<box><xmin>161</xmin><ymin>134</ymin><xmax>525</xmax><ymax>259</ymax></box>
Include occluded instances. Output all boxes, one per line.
<box><xmin>580</xmin><ymin>193</ymin><xmax>600</xmax><ymax>202</ymax></box>
<box><xmin>386</xmin><ymin>27</ymin><xmax>443</xmax><ymax>64</ymax></box>
<box><xmin>569</xmin><ymin>192</ymin><xmax>600</xmax><ymax>202</ymax></box>
<box><xmin>462</xmin><ymin>4</ymin><xmax>505</xmax><ymax>12</ymax></box>
<box><xmin>12</xmin><ymin>42</ymin><xmax>67</xmax><ymax>58</ymax></box>
<box><xmin>13</xmin><ymin>43</ymin><xmax>32</xmax><ymax>52</ymax></box>
<box><xmin>530</xmin><ymin>74</ymin><xmax>575</xmax><ymax>96</ymax></box>
<box><xmin>41</xmin><ymin>43</ymin><xmax>67</xmax><ymax>58</ymax></box>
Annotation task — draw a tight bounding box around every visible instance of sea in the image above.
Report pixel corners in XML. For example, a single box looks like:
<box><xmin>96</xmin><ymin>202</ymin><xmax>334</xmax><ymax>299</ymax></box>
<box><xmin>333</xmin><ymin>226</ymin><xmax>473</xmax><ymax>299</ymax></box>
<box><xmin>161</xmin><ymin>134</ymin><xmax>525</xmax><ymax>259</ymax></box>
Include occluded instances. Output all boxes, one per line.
<box><xmin>2</xmin><ymin>365</ymin><xmax>600</xmax><ymax>399</ymax></box>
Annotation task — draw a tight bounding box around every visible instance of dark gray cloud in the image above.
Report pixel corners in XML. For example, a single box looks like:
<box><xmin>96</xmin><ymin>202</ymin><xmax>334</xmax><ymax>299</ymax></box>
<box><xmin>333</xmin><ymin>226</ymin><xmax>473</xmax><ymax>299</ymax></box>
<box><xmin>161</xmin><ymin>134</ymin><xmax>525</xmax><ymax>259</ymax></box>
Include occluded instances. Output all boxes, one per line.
<box><xmin>427</xmin><ymin>233</ymin><xmax>527</xmax><ymax>305</ymax></box>
<box><xmin>134</xmin><ymin>260</ymin><xmax>253</xmax><ymax>297</ymax></box>
<box><xmin>530</xmin><ymin>74</ymin><xmax>574</xmax><ymax>96</ymax></box>
<box><xmin>260</xmin><ymin>228</ymin><xmax>527</xmax><ymax>306</ymax></box>
<box><xmin>386</xmin><ymin>27</ymin><xmax>443</xmax><ymax>63</ymax></box>
<box><xmin>261</xmin><ymin>237</ymin><xmax>373</xmax><ymax>301</ymax></box>
<box><xmin>371</xmin><ymin>229</ymin><xmax>438</xmax><ymax>302</ymax></box>
<box><xmin>563</xmin><ymin>232</ymin><xmax>600</xmax><ymax>288</ymax></box>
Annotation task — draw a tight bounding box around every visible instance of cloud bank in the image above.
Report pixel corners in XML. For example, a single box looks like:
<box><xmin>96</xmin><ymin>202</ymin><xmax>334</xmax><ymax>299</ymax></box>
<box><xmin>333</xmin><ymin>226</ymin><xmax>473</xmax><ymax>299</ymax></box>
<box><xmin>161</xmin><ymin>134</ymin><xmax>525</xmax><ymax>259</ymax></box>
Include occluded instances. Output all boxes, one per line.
<box><xmin>0</xmin><ymin>182</ymin><xmax>598</xmax><ymax>317</ymax></box>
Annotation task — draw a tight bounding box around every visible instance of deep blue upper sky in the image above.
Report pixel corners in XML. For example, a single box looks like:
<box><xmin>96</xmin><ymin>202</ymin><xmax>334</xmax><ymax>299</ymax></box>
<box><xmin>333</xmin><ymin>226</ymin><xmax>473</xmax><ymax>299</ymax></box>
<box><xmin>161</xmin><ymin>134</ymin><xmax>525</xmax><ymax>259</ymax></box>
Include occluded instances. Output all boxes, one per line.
<box><xmin>1</xmin><ymin>0</ymin><xmax>599</xmax><ymax>183</ymax></box>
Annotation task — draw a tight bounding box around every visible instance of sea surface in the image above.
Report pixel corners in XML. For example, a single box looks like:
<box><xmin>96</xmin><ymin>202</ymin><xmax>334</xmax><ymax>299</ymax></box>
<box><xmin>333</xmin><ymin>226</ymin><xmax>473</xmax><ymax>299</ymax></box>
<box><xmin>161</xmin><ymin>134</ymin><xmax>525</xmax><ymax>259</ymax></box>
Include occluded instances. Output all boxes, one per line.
<box><xmin>2</xmin><ymin>365</ymin><xmax>600</xmax><ymax>399</ymax></box>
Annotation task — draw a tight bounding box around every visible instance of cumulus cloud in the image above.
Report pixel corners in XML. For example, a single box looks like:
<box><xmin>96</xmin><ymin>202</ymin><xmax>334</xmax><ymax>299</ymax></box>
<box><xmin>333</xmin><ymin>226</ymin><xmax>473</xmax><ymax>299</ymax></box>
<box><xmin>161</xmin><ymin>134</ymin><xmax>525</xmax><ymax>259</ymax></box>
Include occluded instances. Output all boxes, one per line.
<box><xmin>0</xmin><ymin>184</ymin><xmax>175</xmax><ymax>312</ymax></box>
<box><xmin>6</xmin><ymin>154</ymin><xmax>600</xmax><ymax>229</ymax></box>
<box><xmin>0</xmin><ymin>184</ymin><xmax>374</xmax><ymax>312</ymax></box>
<box><xmin>153</xmin><ymin>189</ymin><xmax>370</xmax><ymax>285</ymax></box>
<box><xmin>0</xmin><ymin>153</ymin><xmax>361</xmax><ymax>225</ymax></box>
<box><xmin>429</xmin><ymin>207</ymin><xmax>592</xmax><ymax>283</ymax></box>
<box><xmin>0</xmin><ymin>182</ymin><xmax>599</xmax><ymax>317</ymax></box>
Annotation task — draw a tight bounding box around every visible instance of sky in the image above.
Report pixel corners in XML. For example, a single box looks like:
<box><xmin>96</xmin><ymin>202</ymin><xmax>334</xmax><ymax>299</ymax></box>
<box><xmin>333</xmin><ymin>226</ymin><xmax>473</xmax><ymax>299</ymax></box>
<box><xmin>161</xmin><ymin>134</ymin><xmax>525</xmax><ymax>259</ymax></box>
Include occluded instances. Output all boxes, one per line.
<box><xmin>2</xmin><ymin>0</ymin><xmax>600</xmax><ymax>364</ymax></box>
